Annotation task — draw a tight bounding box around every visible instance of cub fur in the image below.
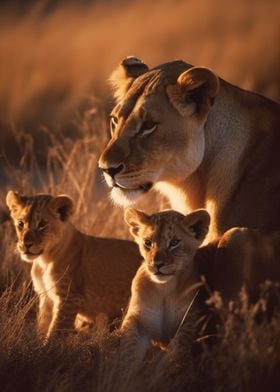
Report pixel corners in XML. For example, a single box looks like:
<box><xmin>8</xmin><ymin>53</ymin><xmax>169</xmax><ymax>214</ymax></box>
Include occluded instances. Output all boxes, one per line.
<box><xmin>6</xmin><ymin>190</ymin><xmax>140</xmax><ymax>341</ymax></box>
<box><xmin>120</xmin><ymin>208</ymin><xmax>210</xmax><ymax>361</ymax></box>
<box><xmin>99</xmin><ymin>57</ymin><xmax>280</xmax><ymax>239</ymax></box>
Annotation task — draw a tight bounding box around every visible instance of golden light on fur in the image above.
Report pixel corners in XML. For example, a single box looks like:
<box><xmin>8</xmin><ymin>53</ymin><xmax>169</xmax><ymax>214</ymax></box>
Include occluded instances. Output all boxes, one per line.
<box><xmin>100</xmin><ymin>58</ymin><xmax>280</xmax><ymax>239</ymax></box>
<box><xmin>6</xmin><ymin>190</ymin><xmax>141</xmax><ymax>341</ymax></box>
<box><xmin>120</xmin><ymin>208</ymin><xmax>210</xmax><ymax>362</ymax></box>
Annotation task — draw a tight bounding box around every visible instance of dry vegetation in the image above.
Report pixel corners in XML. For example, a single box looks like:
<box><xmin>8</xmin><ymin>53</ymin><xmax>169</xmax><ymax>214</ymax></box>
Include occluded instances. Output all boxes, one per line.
<box><xmin>0</xmin><ymin>0</ymin><xmax>280</xmax><ymax>391</ymax></box>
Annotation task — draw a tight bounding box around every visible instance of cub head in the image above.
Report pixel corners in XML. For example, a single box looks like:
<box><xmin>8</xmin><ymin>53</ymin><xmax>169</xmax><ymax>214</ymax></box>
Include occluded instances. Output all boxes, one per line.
<box><xmin>99</xmin><ymin>57</ymin><xmax>219</xmax><ymax>206</ymax></box>
<box><xmin>125</xmin><ymin>208</ymin><xmax>210</xmax><ymax>283</ymax></box>
<box><xmin>6</xmin><ymin>191</ymin><xmax>74</xmax><ymax>263</ymax></box>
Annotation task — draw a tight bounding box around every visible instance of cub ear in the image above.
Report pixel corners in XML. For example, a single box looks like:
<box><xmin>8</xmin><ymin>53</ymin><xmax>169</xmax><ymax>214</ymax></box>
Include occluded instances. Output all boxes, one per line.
<box><xmin>124</xmin><ymin>208</ymin><xmax>150</xmax><ymax>238</ymax></box>
<box><xmin>6</xmin><ymin>190</ymin><xmax>24</xmax><ymax>213</ymax></box>
<box><xmin>182</xmin><ymin>209</ymin><xmax>210</xmax><ymax>245</ymax></box>
<box><xmin>109</xmin><ymin>57</ymin><xmax>149</xmax><ymax>102</ymax></box>
<box><xmin>166</xmin><ymin>66</ymin><xmax>219</xmax><ymax>117</ymax></box>
<box><xmin>49</xmin><ymin>195</ymin><xmax>74</xmax><ymax>222</ymax></box>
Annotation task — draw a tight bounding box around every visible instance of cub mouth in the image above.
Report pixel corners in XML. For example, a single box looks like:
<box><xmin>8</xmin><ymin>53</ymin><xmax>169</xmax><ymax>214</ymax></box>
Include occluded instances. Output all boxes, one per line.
<box><xmin>154</xmin><ymin>271</ymin><xmax>173</xmax><ymax>277</ymax></box>
<box><xmin>21</xmin><ymin>249</ymin><xmax>43</xmax><ymax>259</ymax></box>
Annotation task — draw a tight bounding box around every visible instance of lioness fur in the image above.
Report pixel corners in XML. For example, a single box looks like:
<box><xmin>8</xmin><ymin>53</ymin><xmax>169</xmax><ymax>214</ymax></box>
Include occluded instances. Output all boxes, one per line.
<box><xmin>6</xmin><ymin>190</ymin><xmax>141</xmax><ymax>341</ymax></box>
<box><xmin>99</xmin><ymin>57</ymin><xmax>280</xmax><ymax>239</ymax></box>
<box><xmin>202</xmin><ymin>227</ymin><xmax>280</xmax><ymax>305</ymax></box>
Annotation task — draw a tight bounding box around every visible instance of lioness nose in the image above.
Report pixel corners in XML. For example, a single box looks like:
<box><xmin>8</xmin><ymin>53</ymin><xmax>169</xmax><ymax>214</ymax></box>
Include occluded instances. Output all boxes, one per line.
<box><xmin>102</xmin><ymin>164</ymin><xmax>124</xmax><ymax>179</ymax></box>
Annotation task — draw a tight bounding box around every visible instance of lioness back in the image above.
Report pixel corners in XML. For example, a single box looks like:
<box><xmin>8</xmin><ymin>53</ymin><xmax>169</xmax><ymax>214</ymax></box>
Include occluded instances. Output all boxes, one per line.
<box><xmin>6</xmin><ymin>190</ymin><xmax>140</xmax><ymax>341</ymax></box>
<box><xmin>210</xmin><ymin>227</ymin><xmax>280</xmax><ymax>303</ymax></box>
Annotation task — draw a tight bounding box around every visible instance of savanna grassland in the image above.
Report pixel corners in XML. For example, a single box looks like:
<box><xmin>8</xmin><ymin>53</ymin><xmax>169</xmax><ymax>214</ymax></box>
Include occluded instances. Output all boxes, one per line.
<box><xmin>0</xmin><ymin>0</ymin><xmax>280</xmax><ymax>391</ymax></box>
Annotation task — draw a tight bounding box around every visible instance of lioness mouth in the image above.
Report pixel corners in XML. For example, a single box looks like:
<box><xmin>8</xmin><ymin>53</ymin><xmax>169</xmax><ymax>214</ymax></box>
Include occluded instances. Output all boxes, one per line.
<box><xmin>115</xmin><ymin>182</ymin><xmax>153</xmax><ymax>192</ymax></box>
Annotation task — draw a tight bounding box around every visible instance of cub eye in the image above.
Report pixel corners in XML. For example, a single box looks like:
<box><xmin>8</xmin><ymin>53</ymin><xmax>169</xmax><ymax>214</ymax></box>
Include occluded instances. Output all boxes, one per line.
<box><xmin>37</xmin><ymin>220</ymin><xmax>47</xmax><ymax>232</ymax></box>
<box><xmin>110</xmin><ymin>115</ymin><xmax>118</xmax><ymax>134</ymax></box>
<box><xmin>17</xmin><ymin>220</ymin><xmax>24</xmax><ymax>230</ymax></box>
<box><xmin>143</xmin><ymin>239</ymin><xmax>153</xmax><ymax>250</ymax></box>
<box><xmin>140</xmin><ymin>120</ymin><xmax>158</xmax><ymax>136</ymax></box>
<box><xmin>169</xmin><ymin>239</ymin><xmax>180</xmax><ymax>249</ymax></box>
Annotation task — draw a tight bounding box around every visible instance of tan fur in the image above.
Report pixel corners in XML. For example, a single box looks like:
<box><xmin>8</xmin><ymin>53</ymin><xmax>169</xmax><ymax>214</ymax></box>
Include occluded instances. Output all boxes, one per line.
<box><xmin>120</xmin><ymin>210</ymin><xmax>280</xmax><ymax>362</ymax></box>
<box><xmin>99</xmin><ymin>58</ymin><xmax>280</xmax><ymax>238</ymax></box>
<box><xmin>6</xmin><ymin>191</ymin><xmax>140</xmax><ymax>341</ymax></box>
<box><xmin>120</xmin><ymin>208</ymin><xmax>210</xmax><ymax>361</ymax></box>
<box><xmin>204</xmin><ymin>227</ymin><xmax>280</xmax><ymax>303</ymax></box>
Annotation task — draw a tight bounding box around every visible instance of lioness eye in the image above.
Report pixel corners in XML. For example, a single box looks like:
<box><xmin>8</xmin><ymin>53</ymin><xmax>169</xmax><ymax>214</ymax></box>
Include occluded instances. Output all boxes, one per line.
<box><xmin>110</xmin><ymin>116</ymin><xmax>118</xmax><ymax>134</ymax></box>
<box><xmin>169</xmin><ymin>239</ymin><xmax>180</xmax><ymax>249</ymax></box>
<box><xmin>17</xmin><ymin>221</ymin><xmax>24</xmax><ymax>230</ymax></box>
<box><xmin>37</xmin><ymin>220</ymin><xmax>47</xmax><ymax>231</ymax></box>
<box><xmin>140</xmin><ymin>120</ymin><xmax>158</xmax><ymax>136</ymax></box>
<box><xmin>144</xmin><ymin>239</ymin><xmax>153</xmax><ymax>250</ymax></box>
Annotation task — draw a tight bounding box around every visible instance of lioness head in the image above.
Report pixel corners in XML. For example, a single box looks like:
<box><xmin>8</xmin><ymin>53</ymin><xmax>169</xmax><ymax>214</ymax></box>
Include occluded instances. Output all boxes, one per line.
<box><xmin>6</xmin><ymin>191</ymin><xmax>74</xmax><ymax>263</ymax></box>
<box><xmin>125</xmin><ymin>208</ymin><xmax>210</xmax><ymax>282</ymax></box>
<box><xmin>99</xmin><ymin>57</ymin><xmax>219</xmax><ymax>206</ymax></box>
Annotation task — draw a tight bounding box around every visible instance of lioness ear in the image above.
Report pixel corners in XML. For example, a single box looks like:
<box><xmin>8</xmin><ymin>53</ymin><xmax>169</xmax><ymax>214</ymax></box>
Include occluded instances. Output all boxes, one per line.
<box><xmin>6</xmin><ymin>190</ymin><xmax>24</xmax><ymax>213</ymax></box>
<box><xmin>167</xmin><ymin>67</ymin><xmax>219</xmax><ymax>117</ymax></box>
<box><xmin>49</xmin><ymin>195</ymin><xmax>74</xmax><ymax>222</ymax></box>
<box><xmin>124</xmin><ymin>208</ymin><xmax>150</xmax><ymax>238</ymax></box>
<box><xmin>109</xmin><ymin>57</ymin><xmax>149</xmax><ymax>102</ymax></box>
<box><xmin>182</xmin><ymin>209</ymin><xmax>210</xmax><ymax>245</ymax></box>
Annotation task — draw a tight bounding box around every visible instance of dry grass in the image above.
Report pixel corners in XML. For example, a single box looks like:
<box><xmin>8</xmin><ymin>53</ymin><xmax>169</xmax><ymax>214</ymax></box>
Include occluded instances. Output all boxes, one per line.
<box><xmin>0</xmin><ymin>112</ymin><xmax>280</xmax><ymax>391</ymax></box>
<box><xmin>0</xmin><ymin>253</ymin><xmax>279</xmax><ymax>392</ymax></box>
<box><xmin>0</xmin><ymin>0</ymin><xmax>280</xmax><ymax>391</ymax></box>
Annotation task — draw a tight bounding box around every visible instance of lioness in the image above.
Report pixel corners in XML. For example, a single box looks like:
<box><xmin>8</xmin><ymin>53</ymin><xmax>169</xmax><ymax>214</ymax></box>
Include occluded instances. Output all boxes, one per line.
<box><xmin>99</xmin><ymin>57</ymin><xmax>280</xmax><ymax>238</ymax></box>
<box><xmin>120</xmin><ymin>208</ymin><xmax>210</xmax><ymax>361</ymax></box>
<box><xmin>6</xmin><ymin>190</ymin><xmax>141</xmax><ymax>341</ymax></box>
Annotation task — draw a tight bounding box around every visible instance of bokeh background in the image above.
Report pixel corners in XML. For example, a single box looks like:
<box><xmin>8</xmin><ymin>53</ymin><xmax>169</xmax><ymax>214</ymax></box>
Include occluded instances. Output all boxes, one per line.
<box><xmin>0</xmin><ymin>0</ymin><xmax>280</xmax><ymax>227</ymax></box>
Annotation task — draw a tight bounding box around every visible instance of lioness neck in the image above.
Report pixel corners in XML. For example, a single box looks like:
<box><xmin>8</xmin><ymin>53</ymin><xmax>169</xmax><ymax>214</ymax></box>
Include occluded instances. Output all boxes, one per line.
<box><xmin>199</xmin><ymin>81</ymin><xmax>252</xmax><ymax>237</ymax></box>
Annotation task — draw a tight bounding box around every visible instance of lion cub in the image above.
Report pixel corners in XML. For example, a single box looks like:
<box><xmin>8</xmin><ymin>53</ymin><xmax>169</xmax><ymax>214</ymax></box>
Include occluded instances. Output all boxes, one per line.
<box><xmin>121</xmin><ymin>208</ymin><xmax>210</xmax><ymax>360</ymax></box>
<box><xmin>6</xmin><ymin>191</ymin><xmax>140</xmax><ymax>341</ymax></box>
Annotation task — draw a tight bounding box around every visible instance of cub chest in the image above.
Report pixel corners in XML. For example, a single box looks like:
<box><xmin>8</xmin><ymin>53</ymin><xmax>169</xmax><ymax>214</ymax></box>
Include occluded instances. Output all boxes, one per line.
<box><xmin>161</xmin><ymin>295</ymin><xmax>189</xmax><ymax>340</ymax></box>
<box><xmin>146</xmin><ymin>289</ymin><xmax>191</xmax><ymax>342</ymax></box>
<box><xmin>31</xmin><ymin>260</ymin><xmax>63</xmax><ymax>302</ymax></box>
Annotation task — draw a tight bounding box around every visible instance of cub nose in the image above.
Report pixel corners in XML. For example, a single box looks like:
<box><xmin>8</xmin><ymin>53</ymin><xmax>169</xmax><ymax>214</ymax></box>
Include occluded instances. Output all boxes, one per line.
<box><xmin>22</xmin><ymin>232</ymin><xmax>34</xmax><ymax>250</ymax></box>
<box><xmin>102</xmin><ymin>164</ymin><xmax>124</xmax><ymax>179</ymax></box>
<box><xmin>155</xmin><ymin>260</ymin><xmax>164</xmax><ymax>269</ymax></box>
<box><xmin>24</xmin><ymin>239</ymin><xmax>34</xmax><ymax>249</ymax></box>
<box><xmin>20</xmin><ymin>240</ymin><xmax>33</xmax><ymax>252</ymax></box>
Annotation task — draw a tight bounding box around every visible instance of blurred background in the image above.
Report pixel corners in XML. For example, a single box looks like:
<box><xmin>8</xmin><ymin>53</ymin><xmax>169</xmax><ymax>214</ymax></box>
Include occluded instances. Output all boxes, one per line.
<box><xmin>0</xmin><ymin>0</ymin><xmax>279</xmax><ymax>229</ymax></box>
